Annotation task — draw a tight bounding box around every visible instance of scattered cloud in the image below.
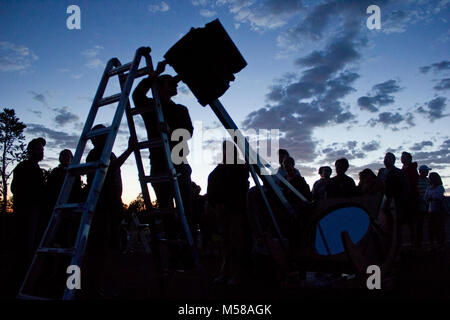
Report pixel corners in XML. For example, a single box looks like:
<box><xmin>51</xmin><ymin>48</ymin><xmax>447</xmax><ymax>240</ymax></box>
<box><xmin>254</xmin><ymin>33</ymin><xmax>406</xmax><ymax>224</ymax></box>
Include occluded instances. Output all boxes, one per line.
<box><xmin>25</xmin><ymin>123</ymin><xmax>79</xmax><ymax>149</ymax></box>
<box><xmin>357</xmin><ymin>79</ymin><xmax>401</xmax><ymax>112</ymax></box>
<box><xmin>434</xmin><ymin>78</ymin><xmax>450</xmax><ymax>91</ymax></box>
<box><xmin>411</xmin><ymin>140</ymin><xmax>433</xmax><ymax>151</ymax></box>
<box><xmin>148</xmin><ymin>1</ymin><xmax>170</xmax><ymax>13</ymax></box>
<box><xmin>0</xmin><ymin>41</ymin><xmax>38</xmax><ymax>72</ymax></box>
<box><xmin>53</xmin><ymin>107</ymin><xmax>79</xmax><ymax>126</ymax></box>
<box><xmin>28</xmin><ymin>91</ymin><xmax>48</xmax><ymax>106</ymax></box>
<box><xmin>368</xmin><ymin>111</ymin><xmax>415</xmax><ymax>130</ymax></box>
<box><xmin>420</xmin><ymin>60</ymin><xmax>450</xmax><ymax>74</ymax></box>
<box><xmin>361</xmin><ymin>140</ymin><xmax>381</xmax><ymax>152</ymax></box>
<box><xmin>81</xmin><ymin>45</ymin><xmax>104</xmax><ymax>69</ymax></box>
<box><xmin>199</xmin><ymin>9</ymin><xmax>217</xmax><ymax>17</ymax></box>
<box><xmin>216</xmin><ymin>0</ymin><xmax>304</xmax><ymax>30</ymax></box>
<box><xmin>416</xmin><ymin>96</ymin><xmax>448</xmax><ymax>122</ymax></box>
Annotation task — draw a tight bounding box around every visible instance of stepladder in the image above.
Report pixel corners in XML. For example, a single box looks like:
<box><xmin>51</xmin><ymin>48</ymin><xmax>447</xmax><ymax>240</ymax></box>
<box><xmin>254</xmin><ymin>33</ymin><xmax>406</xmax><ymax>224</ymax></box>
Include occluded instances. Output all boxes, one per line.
<box><xmin>17</xmin><ymin>47</ymin><xmax>196</xmax><ymax>300</ymax></box>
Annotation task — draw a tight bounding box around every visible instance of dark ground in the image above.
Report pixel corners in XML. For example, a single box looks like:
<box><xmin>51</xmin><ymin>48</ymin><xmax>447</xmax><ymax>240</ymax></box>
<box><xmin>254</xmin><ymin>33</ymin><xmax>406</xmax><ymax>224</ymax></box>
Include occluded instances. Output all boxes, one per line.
<box><xmin>1</xmin><ymin>214</ymin><xmax>449</xmax><ymax>300</ymax></box>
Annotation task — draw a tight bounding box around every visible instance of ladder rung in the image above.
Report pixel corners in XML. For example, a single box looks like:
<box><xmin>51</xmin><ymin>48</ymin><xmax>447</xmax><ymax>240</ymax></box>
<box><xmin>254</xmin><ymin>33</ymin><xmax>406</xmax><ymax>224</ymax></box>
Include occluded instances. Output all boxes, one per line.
<box><xmin>84</xmin><ymin>126</ymin><xmax>112</xmax><ymax>139</ymax></box>
<box><xmin>129</xmin><ymin>107</ymin><xmax>151</xmax><ymax>115</ymax></box>
<box><xmin>97</xmin><ymin>93</ymin><xmax>122</xmax><ymax>107</ymax></box>
<box><xmin>37</xmin><ymin>247</ymin><xmax>75</xmax><ymax>255</ymax></box>
<box><xmin>137</xmin><ymin>139</ymin><xmax>163</xmax><ymax>149</ymax></box>
<box><xmin>142</xmin><ymin>174</ymin><xmax>177</xmax><ymax>184</ymax></box>
<box><xmin>17</xmin><ymin>293</ymin><xmax>53</xmax><ymax>301</ymax></box>
<box><xmin>109</xmin><ymin>62</ymin><xmax>132</xmax><ymax>76</ymax></box>
<box><xmin>55</xmin><ymin>203</ymin><xmax>85</xmax><ymax>211</ymax></box>
<box><xmin>68</xmin><ymin>161</ymin><xmax>106</xmax><ymax>175</ymax></box>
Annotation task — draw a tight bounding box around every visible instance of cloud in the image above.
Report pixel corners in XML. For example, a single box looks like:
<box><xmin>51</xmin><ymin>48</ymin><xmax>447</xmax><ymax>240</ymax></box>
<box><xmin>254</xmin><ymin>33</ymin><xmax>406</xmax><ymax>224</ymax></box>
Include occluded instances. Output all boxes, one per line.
<box><xmin>411</xmin><ymin>140</ymin><xmax>433</xmax><ymax>151</ymax></box>
<box><xmin>357</xmin><ymin>79</ymin><xmax>401</xmax><ymax>112</ymax></box>
<box><xmin>216</xmin><ymin>0</ymin><xmax>304</xmax><ymax>30</ymax></box>
<box><xmin>148</xmin><ymin>1</ymin><xmax>170</xmax><ymax>13</ymax></box>
<box><xmin>53</xmin><ymin>107</ymin><xmax>79</xmax><ymax>126</ymax></box>
<box><xmin>191</xmin><ymin>0</ymin><xmax>209</xmax><ymax>5</ymax></box>
<box><xmin>368</xmin><ymin>112</ymin><xmax>406</xmax><ymax>128</ymax></box>
<box><xmin>28</xmin><ymin>91</ymin><xmax>48</xmax><ymax>106</ymax></box>
<box><xmin>199</xmin><ymin>9</ymin><xmax>217</xmax><ymax>17</ymax></box>
<box><xmin>25</xmin><ymin>123</ymin><xmax>79</xmax><ymax>149</ymax></box>
<box><xmin>320</xmin><ymin>141</ymin><xmax>366</xmax><ymax>163</ymax></box>
<box><xmin>416</xmin><ymin>96</ymin><xmax>448</xmax><ymax>122</ymax></box>
<box><xmin>0</xmin><ymin>41</ymin><xmax>38</xmax><ymax>72</ymax></box>
<box><xmin>241</xmin><ymin>0</ymin><xmax>377</xmax><ymax>162</ymax></box>
<box><xmin>81</xmin><ymin>45</ymin><xmax>104</xmax><ymax>69</ymax></box>
<box><xmin>434</xmin><ymin>78</ymin><xmax>450</xmax><ymax>91</ymax></box>
<box><xmin>420</xmin><ymin>60</ymin><xmax>450</xmax><ymax>74</ymax></box>
<box><xmin>361</xmin><ymin>140</ymin><xmax>381</xmax><ymax>152</ymax></box>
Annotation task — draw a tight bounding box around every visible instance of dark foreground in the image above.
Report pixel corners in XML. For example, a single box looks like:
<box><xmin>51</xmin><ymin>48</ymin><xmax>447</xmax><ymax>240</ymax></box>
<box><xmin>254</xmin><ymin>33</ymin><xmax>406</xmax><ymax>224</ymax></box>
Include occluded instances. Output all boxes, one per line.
<box><xmin>1</xmin><ymin>216</ymin><xmax>449</xmax><ymax>300</ymax></box>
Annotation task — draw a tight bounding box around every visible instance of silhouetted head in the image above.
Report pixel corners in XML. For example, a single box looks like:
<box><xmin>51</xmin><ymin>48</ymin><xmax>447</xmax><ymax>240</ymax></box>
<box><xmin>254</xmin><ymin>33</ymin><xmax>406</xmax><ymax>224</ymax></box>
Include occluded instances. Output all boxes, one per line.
<box><xmin>335</xmin><ymin>158</ymin><xmax>349</xmax><ymax>176</ymax></box>
<box><xmin>191</xmin><ymin>181</ymin><xmax>201</xmax><ymax>195</ymax></box>
<box><xmin>59</xmin><ymin>149</ymin><xmax>73</xmax><ymax>168</ymax></box>
<box><xmin>384</xmin><ymin>152</ymin><xmax>396</xmax><ymax>169</ymax></box>
<box><xmin>418</xmin><ymin>165</ymin><xmax>431</xmax><ymax>178</ymax></box>
<box><xmin>318</xmin><ymin>166</ymin><xmax>332</xmax><ymax>179</ymax></box>
<box><xmin>359</xmin><ymin>168</ymin><xmax>376</xmax><ymax>183</ymax></box>
<box><xmin>428</xmin><ymin>172</ymin><xmax>443</xmax><ymax>187</ymax></box>
<box><xmin>157</xmin><ymin>74</ymin><xmax>180</xmax><ymax>102</ymax></box>
<box><xmin>91</xmin><ymin>124</ymin><xmax>107</xmax><ymax>148</ymax></box>
<box><xmin>278</xmin><ymin>149</ymin><xmax>289</xmax><ymax>166</ymax></box>
<box><xmin>282</xmin><ymin>156</ymin><xmax>297</xmax><ymax>176</ymax></box>
<box><xmin>27</xmin><ymin>137</ymin><xmax>46</xmax><ymax>162</ymax></box>
<box><xmin>401</xmin><ymin>151</ymin><xmax>412</xmax><ymax>166</ymax></box>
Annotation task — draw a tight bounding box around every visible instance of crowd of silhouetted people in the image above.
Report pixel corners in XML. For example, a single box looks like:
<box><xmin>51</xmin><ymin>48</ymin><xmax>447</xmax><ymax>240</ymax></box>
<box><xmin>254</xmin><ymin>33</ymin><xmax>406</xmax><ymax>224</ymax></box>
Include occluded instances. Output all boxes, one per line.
<box><xmin>3</xmin><ymin>68</ymin><xmax>448</xmax><ymax>298</ymax></box>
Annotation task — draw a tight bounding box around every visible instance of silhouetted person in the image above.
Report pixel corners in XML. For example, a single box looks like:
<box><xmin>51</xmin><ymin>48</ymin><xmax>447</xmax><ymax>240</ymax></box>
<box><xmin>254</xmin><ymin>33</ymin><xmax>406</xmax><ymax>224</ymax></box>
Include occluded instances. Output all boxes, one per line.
<box><xmin>417</xmin><ymin>165</ymin><xmax>431</xmax><ymax>246</ymax></box>
<box><xmin>401</xmin><ymin>151</ymin><xmax>421</xmax><ymax>246</ymax></box>
<box><xmin>424</xmin><ymin>172</ymin><xmax>446</xmax><ymax>248</ymax></box>
<box><xmin>281</xmin><ymin>156</ymin><xmax>312</xmax><ymax>202</ymax></box>
<box><xmin>326</xmin><ymin>158</ymin><xmax>356</xmax><ymax>198</ymax></box>
<box><xmin>84</xmin><ymin>124</ymin><xmax>134</xmax><ymax>296</ymax></box>
<box><xmin>45</xmin><ymin>149</ymin><xmax>82</xmax><ymax>247</ymax></box>
<box><xmin>357</xmin><ymin>168</ymin><xmax>384</xmax><ymax>196</ymax></box>
<box><xmin>273</xmin><ymin>148</ymin><xmax>300</xmax><ymax>185</ymax></box>
<box><xmin>11</xmin><ymin>137</ymin><xmax>46</xmax><ymax>290</ymax></box>
<box><xmin>312</xmin><ymin>166</ymin><xmax>332</xmax><ymax>200</ymax></box>
<box><xmin>382</xmin><ymin>152</ymin><xmax>409</xmax><ymax>244</ymax></box>
<box><xmin>132</xmin><ymin>62</ymin><xmax>194</xmax><ymax>256</ymax></box>
<box><xmin>207</xmin><ymin>140</ymin><xmax>250</xmax><ymax>285</ymax></box>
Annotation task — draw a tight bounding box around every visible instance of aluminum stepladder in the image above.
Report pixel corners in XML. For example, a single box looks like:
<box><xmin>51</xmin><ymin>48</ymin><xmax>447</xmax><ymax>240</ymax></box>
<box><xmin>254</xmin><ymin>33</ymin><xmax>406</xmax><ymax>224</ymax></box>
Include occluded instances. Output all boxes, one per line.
<box><xmin>17</xmin><ymin>47</ymin><xmax>195</xmax><ymax>300</ymax></box>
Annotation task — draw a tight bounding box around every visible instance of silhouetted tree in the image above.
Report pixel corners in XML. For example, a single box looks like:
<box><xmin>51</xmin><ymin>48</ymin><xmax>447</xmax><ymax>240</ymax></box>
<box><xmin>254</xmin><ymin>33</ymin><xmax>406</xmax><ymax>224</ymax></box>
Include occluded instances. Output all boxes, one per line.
<box><xmin>0</xmin><ymin>108</ymin><xmax>26</xmax><ymax>214</ymax></box>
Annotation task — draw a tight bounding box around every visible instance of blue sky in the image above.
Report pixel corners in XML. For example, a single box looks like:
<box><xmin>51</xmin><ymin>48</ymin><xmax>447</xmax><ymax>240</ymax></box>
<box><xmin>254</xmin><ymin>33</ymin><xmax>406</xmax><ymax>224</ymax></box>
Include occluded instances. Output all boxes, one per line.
<box><xmin>0</xmin><ymin>0</ymin><xmax>449</xmax><ymax>203</ymax></box>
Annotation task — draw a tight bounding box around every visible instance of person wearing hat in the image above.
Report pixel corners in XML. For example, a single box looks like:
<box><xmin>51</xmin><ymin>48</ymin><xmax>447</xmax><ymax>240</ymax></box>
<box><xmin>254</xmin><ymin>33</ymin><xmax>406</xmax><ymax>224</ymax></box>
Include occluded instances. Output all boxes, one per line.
<box><xmin>11</xmin><ymin>137</ymin><xmax>47</xmax><ymax>291</ymax></box>
<box><xmin>417</xmin><ymin>164</ymin><xmax>431</xmax><ymax>246</ymax></box>
<box><xmin>133</xmin><ymin>61</ymin><xmax>195</xmax><ymax>270</ymax></box>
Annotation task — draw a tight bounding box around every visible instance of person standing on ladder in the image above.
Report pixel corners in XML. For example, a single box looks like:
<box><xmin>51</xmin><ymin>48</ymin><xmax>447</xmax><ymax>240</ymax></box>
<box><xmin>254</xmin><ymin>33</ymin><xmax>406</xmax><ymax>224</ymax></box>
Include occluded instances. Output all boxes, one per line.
<box><xmin>132</xmin><ymin>61</ymin><xmax>195</xmax><ymax>270</ymax></box>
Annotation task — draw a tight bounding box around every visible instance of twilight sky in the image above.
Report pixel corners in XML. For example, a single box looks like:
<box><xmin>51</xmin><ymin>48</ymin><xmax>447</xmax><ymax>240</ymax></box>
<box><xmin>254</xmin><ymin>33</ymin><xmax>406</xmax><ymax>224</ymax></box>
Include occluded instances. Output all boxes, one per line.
<box><xmin>0</xmin><ymin>0</ymin><xmax>449</xmax><ymax>203</ymax></box>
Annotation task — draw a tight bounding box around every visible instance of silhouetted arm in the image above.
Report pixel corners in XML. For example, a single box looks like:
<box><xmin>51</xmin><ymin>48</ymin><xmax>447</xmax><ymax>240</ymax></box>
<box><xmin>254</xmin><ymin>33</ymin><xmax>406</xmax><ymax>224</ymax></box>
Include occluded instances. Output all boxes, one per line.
<box><xmin>109</xmin><ymin>137</ymin><xmax>137</xmax><ymax>172</ymax></box>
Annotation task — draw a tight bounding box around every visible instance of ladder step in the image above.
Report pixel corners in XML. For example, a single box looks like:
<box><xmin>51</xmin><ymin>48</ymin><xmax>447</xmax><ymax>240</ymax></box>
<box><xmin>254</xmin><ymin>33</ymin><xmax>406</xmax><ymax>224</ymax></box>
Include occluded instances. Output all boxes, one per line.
<box><xmin>97</xmin><ymin>93</ymin><xmax>122</xmax><ymax>107</ymax></box>
<box><xmin>142</xmin><ymin>174</ymin><xmax>178</xmax><ymax>184</ymax></box>
<box><xmin>137</xmin><ymin>139</ymin><xmax>163</xmax><ymax>149</ymax></box>
<box><xmin>37</xmin><ymin>247</ymin><xmax>75</xmax><ymax>255</ymax></box>
<box><xmin>84</xmin><ymin>126</ymin><xmax>112</xmax><ymax>139</ymax></box>
<box><xmin>129</xmin><ymin>107</ymin><xmax>151</xmax><ymax>115</ymax></box>
<box><xmin>17</xmin><ymin>293</ymin><xmax>53</xmax><ymax>301</ymax></box>
<box><xmin>109</xmin><ymin>62</ymin><xmax>132</xmax><ymax>76</ymax></box>
<box><xmin>68</xmin><ymin>161</ymin><xmax>107</xmax><ymax>175</ymax></box>
<box><xmin>55</xmin><ymin>203</ymin><xmax>85</xmax><ymax>211</ymax></box>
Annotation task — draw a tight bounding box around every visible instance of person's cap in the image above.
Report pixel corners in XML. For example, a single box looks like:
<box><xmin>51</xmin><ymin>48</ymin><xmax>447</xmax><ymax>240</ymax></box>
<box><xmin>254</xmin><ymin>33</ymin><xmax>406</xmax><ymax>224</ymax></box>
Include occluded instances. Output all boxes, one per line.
<box><xmin>419</xmin><ymin>165</ymin><xmax>432</xmax><ymax>171</ymax></box>
<box><xmin>27</xmin><ymin>137</ymin><xmax>46</xmax><ymax>150</ymax></box>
